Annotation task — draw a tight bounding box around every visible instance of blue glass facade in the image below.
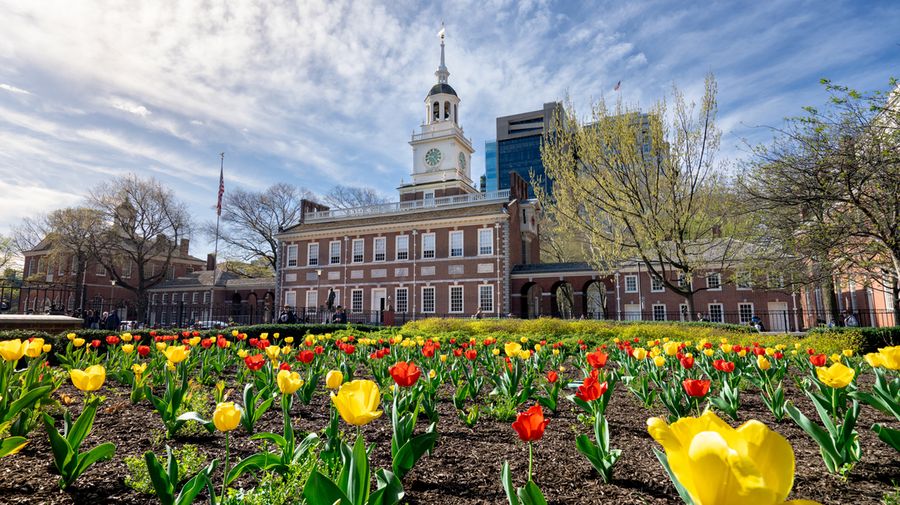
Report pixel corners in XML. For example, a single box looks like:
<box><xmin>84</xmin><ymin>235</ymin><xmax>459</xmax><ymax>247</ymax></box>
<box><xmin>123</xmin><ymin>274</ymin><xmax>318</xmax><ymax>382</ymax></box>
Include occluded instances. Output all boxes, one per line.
<box><xmin>496</xmin><ymin>135</ymin><xmax>547</xmax><ymax>198</ymax></box>
<box><xmin>484</xmin><ymin>140</ymin><xmax>498</xmax><ymax>192</ymax></box>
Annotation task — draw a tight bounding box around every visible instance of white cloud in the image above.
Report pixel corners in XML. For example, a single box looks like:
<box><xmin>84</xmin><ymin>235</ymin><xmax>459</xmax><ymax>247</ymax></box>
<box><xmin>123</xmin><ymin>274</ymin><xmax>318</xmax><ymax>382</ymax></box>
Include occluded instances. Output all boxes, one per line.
<box><xmin>0</xmin><ymin>83</ymin><xmax>31</xmax><ymax>95</ymax></box>
<box><xmin>109</xmin><ymin>97</ymin><xmax>151</xmax><ymax>117</ymax></box>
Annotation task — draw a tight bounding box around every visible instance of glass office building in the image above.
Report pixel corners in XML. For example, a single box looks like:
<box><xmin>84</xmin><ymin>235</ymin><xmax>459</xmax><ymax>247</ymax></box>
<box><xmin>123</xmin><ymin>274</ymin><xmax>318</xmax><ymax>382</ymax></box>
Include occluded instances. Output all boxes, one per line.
<box><xmin>485</xmin><ymin>102</ymin><xmax>561</xmax><ymax>199</ymax></box>
<box><xmin>484</xmin><ymin>140</ymin><xmax>498</xmax><ymax>192</ymax></box>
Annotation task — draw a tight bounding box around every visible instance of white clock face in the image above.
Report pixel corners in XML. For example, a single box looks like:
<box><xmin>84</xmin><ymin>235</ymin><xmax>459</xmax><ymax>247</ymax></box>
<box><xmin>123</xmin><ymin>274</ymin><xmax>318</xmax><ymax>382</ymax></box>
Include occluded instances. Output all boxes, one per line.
<box><xmin>458</xmin><ymin>152</ymin><xmax>466</xmax><ymax>170</ymax></box>
<box><xmin>425</xmin><ymin>148</ymin><xmax>442</xmax><ymax>167</ymax></box>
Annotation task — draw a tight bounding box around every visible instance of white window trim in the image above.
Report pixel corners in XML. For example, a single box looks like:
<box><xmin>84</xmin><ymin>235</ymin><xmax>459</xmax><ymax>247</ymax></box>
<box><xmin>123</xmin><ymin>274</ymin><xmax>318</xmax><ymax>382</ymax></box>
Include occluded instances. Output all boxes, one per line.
<box><xmin>738</xmin><ymin>302</ymin><xmax>755</xmax><ymax>324</ymax></box>
<box><xmin>191</xmin><ymin>292</ymin><xmax>198</xmax><ymax>304</ymax></box>
<box><xmin>306</xmin><ymin>290</ymin><xmax>319</xmax><ymax>309</ymax></box>
<box><xmin>286</xmin><ymin>244</ymin><xmax>298</xmax><ymax>267</ymax></box>
<box><xmin>708</xmin><ymin>303</ymin><xmax>724</xmax><ymax>323</ymax></box>
<box><xmin>652</xmin><ymin>303</ymin><xmax>667</xmax><ymax>321</ymax></box>
<box><xmin>351</xmin><ymin>289</ymin><xmax>364</xmax><ymax>313</ymax></box>
<box><xmin>352</xmin><ymin>239</ymin><xmax>364</xmax><ymax>263</ymax></box>
<box><xmin>478</xmin><ymin>283</ymin><xmax>495</xmax><ymax>313</ymax></box>
<box><xmin>624</xmin><ymin>274</ymin><xmax>638</xmax><ymax>293</ymax></box>
<box><xmin>706</xmin><ymin>272</ymin><xmax>722</xmax><ymax>291</ymax></box>
<box><xmin>96</xmin><ymin>264</ymin><xmax>107</xmax><ymax>277</ymax></box>
<box><xmin>421</xmin><ymin>286</ymin><xmax>436</xmax><ymax>313</ymax></box>
<box><xmin>307</xmin><ymin>243</ymin><xmax>319</xmax><ymax>266</ymax></box>
<box><xmin>478</xmin><ymin>228</ymin><xmax>494</xmax><ymax>256</ymax></box>
<box><xmin>329</xmin><ymin>240</ymin><xmax>341</xmax><ymax>265</ymax></box>
<box><xmin>284</xmin><ymin>290</ymin><xmax>297</xmax><ymax>308</ymax></box>
<box><xmin>449</xmin><ymin>230</ymin><xmax>464</xmax><ymax>258</ymax></box>
<box><xmin>203</xmin><ymin>292</ymin><xmax>210</xmax><ymax>304</ymax></box>
<box><xmin>373</xmin><ymin>237</ymin><xmax>387</xmax><ymax>262</ymax></box>
<box><xmin>650</xmin><ymin>275</ymin><xmax>664</xmax><ymax>293</ymax></box>
<box><xmin>422</xmin><ymin>233</ymin><xmax>436</xmax><ymax>259</ymax></box>
<box><xmin>395</xmin><ymin>287</ymin><xmax>408</xmax><ymax>313</ymax></box>
<box><xmin>395</xmin><ymin>235</ymin><xmax>409</xmax><ymax>261</ymax></box>
<box><xmin>449</xmin><ymin>285</ymin><xmax>464</xmax><ymax>313</ymax></box>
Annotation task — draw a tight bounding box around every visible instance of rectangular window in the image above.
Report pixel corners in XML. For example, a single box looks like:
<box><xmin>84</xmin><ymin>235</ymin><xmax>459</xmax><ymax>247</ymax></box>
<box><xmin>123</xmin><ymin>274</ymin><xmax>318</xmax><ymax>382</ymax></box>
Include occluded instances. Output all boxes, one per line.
<box><xmin>395</xmin><ymin>235</ymin><xmax>409</xmax><ymax>260</ymax></box>
<box><xmin>707</xmin><ymin>273</ymin><xmax>722</xmax><ymax>290</ymax></box>
<box><xmin>58</xmin><ymin>261</ymin><xmax>64</xmax><ymax>276</ymax></box>
<box><xmin>479</xmin><ymin>284</ymin><xmax>494</xmax><ymax>313</ymax></box>
<box><xmin>650</xmin><ymin>275</ymin><xmax>664</xmax><ymax>292</ymax></box>
<box><xmin>330</xmin><ymin>241</ymin><xmax>341</xmax><ymax>264</ymax></box>
<box><xmin>736</xmin><ymin>271</ymin><xmax>752</xmax><ymax>290</ymax></box>
<box><xmin>652</xmin><ymin>304</ymin><xmax>667</xmax><ymax>321</ymax></box>
<box><xmin>181</xmin><ymin>293</ymin><xmax>188</xmax><ymax>303</ymax></box>
<box><xmin>162</xmin><ymin>293</ymin><xmax>169</xmax><ymax>304</ymax></box>
<box><xmin>307</xmin><ymin>243</ymin><xmax>319</xmax><ymax>266</ymax></box>
<box><xmin>708</xmin><ymin>303</ymin><xmax>724</xmax><ymax>323</ymax></box>
<box><xmin>352</xmin><ymin>239</ymin><xmax>364</xmax><ymax>263</ymax></box>
<box><xmin>478</xmin><ymin>228</ymin><xmax>494</xmax><ymax>256</ymax></box>
<box><xmin>152</xmin><ymin>294</ymin><xmax>158</xmax><ymax>304</ymax></box>
<box><xmin>306</xmin><ymin>290</ymin><xmax>318</xmax><ymax>309</ymax></box>
<box><xmin>449</xmin><ymin>231</ymin><xmax>464</xmax><ymax>257</ymax></box>
<box><xmin>121</xmin><ymin>261</ymin><xmax>132</xmax><ymax>279</ymax></box>
<box><xmin>767</xmin><ymin>273</ymin><xmax>786</xmax><ymax>290</ymax></box>
<box><xmin>351</xmin><ymin>289</ymin><xmax>363</xmax><ymax>313</ymax></box>
<box><xmin>191</xmin><ymin>292</ymin><xmax>198</xmax><ymax>304</ymax></box>
<box><xmin>203</xmin><ymin>292</ymin><xmax>210</xmax><ymax>304</ymax></box>
<box><xmin>449</xmin><ymin>285</ymin><xmax>464</xmax><ymax>313</ymax></box>
<box><xmin>373</xmin><ymin>237</ymin><xmax>386</xmax><ymax>262</ymax></box>
<box><xmin>677</xmin><ymin>273</ymin><xmax>688</xmax><ymax>288</ymax></box>
<box><xmin>167</xmin><ymin>266</ymin><xmax>175</xmax><ymax>280</ymax></box>
<box><xmin>738</xmin><ymin>303</ymin><xmax>754</xmax><ymax>324</ymax></box>
<box><xmin>422</xmin><ymin>233</ymin><xmax>435</xmax><ymax>259</ymax></box>
<box><xmin>395</xmin><ymin>288</ymin><xmax>408</xmax><ymax>313</ymax></box>
<box><xmin>422</xmin><ymin>287</ymin><xmax>435</xmax><ymax>313</ymax></box>
<box><xmin>96</xmin><ymin>263</ymin><xmax>106</xmax><ymax>276</ymax></box>
<box><xmin>286</xmin><ymin>245</ymin><xmax>298</xmax><ymax>267</ymax></box>
<box><xmin>284</xmin><ymin>291</ymin><xmax>296</xmax><ymax>308</ymax></box>
<box><xmin>624</xmin><ymin>275</ymin><xmax>638</xmax><ymax>293</ymax></box>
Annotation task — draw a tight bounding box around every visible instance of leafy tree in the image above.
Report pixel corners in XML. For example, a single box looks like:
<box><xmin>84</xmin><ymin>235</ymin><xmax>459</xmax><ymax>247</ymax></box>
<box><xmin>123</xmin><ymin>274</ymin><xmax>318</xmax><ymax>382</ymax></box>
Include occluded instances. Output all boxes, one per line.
<box><xmin>539</xmin><ymin>74</ymin><xmax>756</xmax><ymax>319</ymax></box>
<box><xmin>223</xmin><ymin>259</ymin><xmax>274</xmax><ymax>278</ymax></box>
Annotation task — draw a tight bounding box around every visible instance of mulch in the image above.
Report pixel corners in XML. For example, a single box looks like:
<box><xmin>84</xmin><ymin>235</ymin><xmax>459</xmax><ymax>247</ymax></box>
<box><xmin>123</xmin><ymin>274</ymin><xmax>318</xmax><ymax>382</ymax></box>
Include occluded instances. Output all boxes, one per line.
<box><xmin>1</xmin><ymin>373</ymin><xmax>898</xmax><ymax>504</ymax></box>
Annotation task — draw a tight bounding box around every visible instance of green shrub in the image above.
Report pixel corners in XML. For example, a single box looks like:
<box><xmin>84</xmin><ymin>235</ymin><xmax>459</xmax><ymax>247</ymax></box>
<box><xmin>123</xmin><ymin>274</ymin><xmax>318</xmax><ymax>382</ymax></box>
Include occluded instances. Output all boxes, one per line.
<box><xmin>124</xmin><ymin>443</ymin><xmax>208</xmax><ymax>495</ymax></box>
<box><xmin>222</xmin><ymin>452</ymin><xmax>319</xmax><ymax>505</ymax></box>
<box><xmin>807</xmin><ymin>326</ymin><xmax>900</xmax><ymax>352</ymax></box>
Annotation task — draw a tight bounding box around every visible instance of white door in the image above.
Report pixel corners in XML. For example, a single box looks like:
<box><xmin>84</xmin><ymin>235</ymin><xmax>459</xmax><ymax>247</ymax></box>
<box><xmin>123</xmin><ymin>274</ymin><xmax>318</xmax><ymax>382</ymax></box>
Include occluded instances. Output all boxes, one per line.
<box><xmin>371</xmin><ymin>288</ymin><xmax>387</xmax><ymax>323</ymax></box>
<box><xmin>767</xmin><ymin>302</ymin><xmax>789</xmax><ymax>332</ymax></box>
<box><xmin>623</xmin><ymin>303</ymin><xmax>642</xmax><ymax>321</ymax></box>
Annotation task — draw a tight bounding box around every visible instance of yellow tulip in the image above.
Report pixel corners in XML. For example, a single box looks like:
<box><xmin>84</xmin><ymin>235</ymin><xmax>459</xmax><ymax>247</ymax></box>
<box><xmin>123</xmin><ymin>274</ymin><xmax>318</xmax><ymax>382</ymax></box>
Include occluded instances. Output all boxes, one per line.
<box><xmin>816</xmin><ymin>362</ymin><xmax>855</xmax><ymax>389</ymax></box>
<box><xmin>260</xmin><ymin>333</ymin><xmax>269</xmax><ymax>340</ymax></box>
<box><xmin>325</xmin><ymin>370</ymin><xmax>344</xmax><ymax>389</ymax></box>
<box><xmin>70</xmin><ymin>364</ymin><xmax>106</xmax><ymax>391</ymax></box>
<box><xmin>648</xmin><ymin>411</ymin><xmax>819</xmax><ymax>505</ymax></box>
<box><xmin>42</xmin><ymin>344</ymin><xmax>52</xmax><ymax>353</ymax></box>
<box><xmin>653</xmin><ymin>356</ymin><xmax>666</xmax><ymax>367</ymax></box>
<box><xmin>842</xmin><ymin>349</ymin><xmax>853</xmax><ymax>358</ymax></box>
<box><xmin>284</xmin><ymin>336</ymin><xmax>294</xmax><ymax>344</ymax></box>
<box><xmin>121</xmin><ymin>333</ymin><xmax>133</xmax><ymax>342</ymax></box>
<box><xmin>156</xmin><ymin>342</ymin><xmax>166</xmax><ymax>351</ymax></box>
<box><xmin>265</xmin><ymin>345</ymin><xmax>281</xmax><ymax>361</ymax></box>
<box><xmin>73</xmin><ymin>338</ymin><xmax>86</xmax><ymax>348</ymax></box>
<box><xmin>720</xmin><ymin>343</ymin><xmax>732</xmax><ymax>354</ymax></box>
<box><xmin>166</xmin><ymin>361</ymin><xmax>176</xmax><ymax>372</ymax></box>
<box><xmin>25</xmin><ymin>338</ymin><xmax>45</xmax><ymax>358</ymax></box>
<box><xmin>213</xmin><ymin>402</ymin><xmax>242</xmax><ymax>431</ymax></box>
<box><xmin>0</xmin><ymin>339</ymin><xmax>27</xmax><ymax>361</ymax></box>
<box><xmin>703</xmin><ymin>349</ymin><xmax>715</xmax><ymax>357</ymax></box>
<box><xmin>67</xmin><ymin>333</ymin><xmax>76</xmax><ymax>341</ymax></box>
<box><xmin>829</xmin><ymin>353</ymin><xmax>841</xmax><ymax>364</ymax></box>
<box><xmin>534</xmin><ymin>344</ymin><xmax>542</xmax><ymax>352</ymax></box>
<box><xmin>273</xmin><ymin>333</ymin><xmax>280</xmax><ymax>339</ymax></box>
<box><xmin>632</xmin><ymin>347</ymin><xmax>648</xmax><ymax>360</ymax></box>
<box><xmin>132</xmin><ymin>363</ymin><xmax>147</xmax><ymax>379</ymax></box>
<box><xmin>163</xmin><ymin>345</ymin><xmax>190</xmax><ymax>364</ymax></box>
<box><xmin>663</xmin><ymin>342</ymin><xmax>680</xmax><ymax>356</ymax></box>
<box><xmin>877</xmin><ymin>346</ymin><xmax>900</xmax><ymax>370</ymax></box>
<box><xmin>232</xmin><ymin>330</ymin><xmax>239</xmax><ymax>337</ymax></box>
<box><xmin>552</xmin><ymin>349</ymin><xmax>560</xmax><ymax>356</ymax></box>
<box><xmin>277</xmin><ymin>369</ymin><xmax>304</xmax><ymax>394</ymax></box>
<box><xmin>738</xmin><ymin>350</ymin><xmax>747</xmax><ymax>357</ymax></box>
<box><xmin>757</xmin><ymin>355</ymin><xmax>771</xmax><ymax>371</ymax></box>
<box><xmin>429</xmin><ymin>369</ymin><xmax>437</xmax><ymax>379</ymax></box>
<box><xmin>492</xmin><ymin>348</ymin><xmax>500</xmax><ymax>356</ymax></box>
<box><xmin>122</xmin><ymin>344</ymin><xmax>134</xmax><ymax>354</ymax></box>
<box><xmin>864</xmin><ymin>352</ymin><xmax>885</xmax><ymax>368</ymax></box>
<box><xmin>505</xmin><ymin>342</ymin><xmax>522</xmax><ymax>357</ymax></box>
<box><xmin>519</xmin><ymin>337</ymin><xmax>528</xmax><ymax>344</ymax></box>
<box><xmin>331</xmin><ymin>379</ymin><xmax>383</xmax><ymax>426</ymax></box>
<box><xmin>517</xmin><ymin>350</ymin><xmax>531</xmax><ymax>360</ymax></box>
<box><xmin>765</xmin><ymin>347</ymin><xmax>775</xmax><ymax>356</ymax></box>
<box><xmin>440</xmin><ymin>354</ymin><xmax>448</xmax><ymax>363</ymax></box>
<box><xmin>237</xmin><ymin>349</ymin><xmax>249</xmax><ymax>359</ymax></box>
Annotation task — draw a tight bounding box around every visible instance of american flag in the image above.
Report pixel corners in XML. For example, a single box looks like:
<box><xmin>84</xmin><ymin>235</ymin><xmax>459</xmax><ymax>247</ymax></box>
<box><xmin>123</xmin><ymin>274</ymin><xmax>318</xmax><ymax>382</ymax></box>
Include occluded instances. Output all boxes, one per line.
<box><xmin>614</xmin><ymin>80</ymin><xmax>621</xmax><ymax>91</ymax></box>
<box><xmin>216</xmin><ymin>153</ymin><xmax>225</xmax><ymax>216</ymax></box>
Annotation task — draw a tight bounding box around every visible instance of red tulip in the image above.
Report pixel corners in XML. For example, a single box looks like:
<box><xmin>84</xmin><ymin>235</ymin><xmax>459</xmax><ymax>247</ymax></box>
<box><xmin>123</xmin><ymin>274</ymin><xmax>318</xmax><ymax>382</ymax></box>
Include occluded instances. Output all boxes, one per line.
<box><xmin>91</xmin><ymin>339</ymin><xmax>101</xmax><ymax>348</ymax></box>
<box><xmin>682</xmin><ymin>379</ymin><xmax>711</xmax><ymax>397</ymax></box>
<box><xmin>546</xmin><ymin>371</ymin><xmax>558</xmax><ymax>383</ymax></box>
<box><xmin>752</xmin><ymin>347</ymin><xmax>766</xmax><ymax>356</ymax></box>
<box><xmin>297</xmin><ymin>350</ymin><xmax>314</xmax><ymax>364</ymax></box>
<box><xmin>680</xmin><ymin>355</ymin><xmax>695</xmax><ymax>369</ymax></box>
<box><xmin>713</xmin><ymin>359</ymin><xmax>735</xmax><ymax>373</ymax></box>
<box><xmin>587</xmin><ymin>350</ymin><xmax>608</xmax><ymax>369</ymax></box>
<box><xmin>465</xmin><ymin>348</ymin><xmax>477</xmax><ymax>360</ymax></box>
<box><xmin>314</xmin><ymin>345</ymin><xmax>324</xmax><ymax>355</ymax></box>
<box><xmin>249</xmin><ymin>338</ymin><xmax>259</xmax><ymax>347</ymax></box>
<box><xmin>809</xmin><ymin>354</ymin><xmax>827</xmax><ymax>367</ymax></box>
<box><xmin>731</xmin><ymin>344</ymin><xmax>743</xmax><ymax>353</ymax></box>
<box><xmin>511</xmin><ymin>405</ymin><xmax>549</xmax><ymax>442</ymax></box>
<box><xmin>388</xmin><ymin>361</ymin><xmax>421</xmax><ymax>387</ymax></box>
<box><xmin>200</xmin><ymin>338</ymin><xmax>213</xmax><ymax>349</ymax></box>
<box><xmin>106</xmin><ymin>335</ymin><xmax>120</xmax><ymax>345</ymax></box>
<box><xmin>244</xmin><ymin>354</ymin><xmax>266</xmax><ymax>371</ymax></box>
<box><xmin>137</xmin><ymin>345</ymin><xmax>151</xmax><ymax>357</ymax></box>
<box><xmin>453</xmin><ymin>348</ymin><xmax>463</xmax><ymax>357</ymax></box>
<box><xmin>773</xmin><ymin>351</ymin><xmax>783</xmax><ymax>360</ymax></box>
<box><xmin>422</xmin><ymin>343</ymin><xmax>436</xmax><ymax>358</ymax></box>
<box><xmin>343</xmin><ymin>345</ymin><xmax>356</xmax><ymax>355</ymax></box>
<box><xmin>216</xmin><ymin>337</ymin><xmax>227</xmax><ymax>348</ymax></box>
<box><xmin>575</xmin><ymin>375</ymin><xmax>608</xmax><ymax>402</ymax></box>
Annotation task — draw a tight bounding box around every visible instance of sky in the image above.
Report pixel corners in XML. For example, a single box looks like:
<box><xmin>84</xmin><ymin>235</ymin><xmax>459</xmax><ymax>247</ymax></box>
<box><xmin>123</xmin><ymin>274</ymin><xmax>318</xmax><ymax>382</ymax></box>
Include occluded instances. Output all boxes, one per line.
<box><xmin>1</xmin><ymin>0</ymin><xmax>898</xmax><ymax>258</ymax></box>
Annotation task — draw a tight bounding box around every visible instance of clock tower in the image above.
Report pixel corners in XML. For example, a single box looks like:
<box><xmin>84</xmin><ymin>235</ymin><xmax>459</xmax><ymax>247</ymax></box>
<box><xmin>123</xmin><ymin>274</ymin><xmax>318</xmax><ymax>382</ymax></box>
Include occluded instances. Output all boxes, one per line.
<box><xmin>401</xmin><ymin>27</ymin><xmax>477</xmax><ymax>200</ymax></box>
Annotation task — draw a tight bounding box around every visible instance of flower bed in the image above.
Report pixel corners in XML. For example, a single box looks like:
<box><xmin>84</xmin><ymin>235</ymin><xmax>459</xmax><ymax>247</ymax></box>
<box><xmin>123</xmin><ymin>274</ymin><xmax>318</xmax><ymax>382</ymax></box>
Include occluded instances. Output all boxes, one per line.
<box><xmin>0</xmin><ymin>323</ymin><xmax>897</xmax><ymax>504</ymax></box>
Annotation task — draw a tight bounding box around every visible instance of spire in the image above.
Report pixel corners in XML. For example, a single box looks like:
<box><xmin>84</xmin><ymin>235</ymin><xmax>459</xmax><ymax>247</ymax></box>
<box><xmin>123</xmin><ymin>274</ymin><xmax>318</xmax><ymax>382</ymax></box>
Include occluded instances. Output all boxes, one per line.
<box><xmin>435</xmin><ymin>23</ymin><xmax>449</xmax><ymax>84</ymax></box>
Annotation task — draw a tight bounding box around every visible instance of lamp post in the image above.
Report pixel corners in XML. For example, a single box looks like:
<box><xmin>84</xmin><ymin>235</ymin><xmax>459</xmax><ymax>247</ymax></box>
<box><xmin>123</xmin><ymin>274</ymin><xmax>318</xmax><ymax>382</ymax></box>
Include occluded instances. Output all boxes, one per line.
<box><xmin>316</xmin><ymin>268</ymin><xmax>323</xmax><ymax>321</ymax></box>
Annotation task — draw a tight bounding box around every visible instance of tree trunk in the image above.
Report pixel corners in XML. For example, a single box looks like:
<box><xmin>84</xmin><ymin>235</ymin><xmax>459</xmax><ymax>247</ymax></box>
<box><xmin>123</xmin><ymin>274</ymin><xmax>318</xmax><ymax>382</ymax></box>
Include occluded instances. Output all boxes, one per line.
<box><xmin>684</xmin><ymin>292</ymin><xmax>696</xmax><ymax>321</ymax></box>
<box><xmin>821</xmin><ymin>276</ymin><xmax>839</xmax><ymax>325</ymax></box>
<box><xmin>135</xmin><ymin>291</ymin><xmax>149</xmax><ymax>325</ymax></box>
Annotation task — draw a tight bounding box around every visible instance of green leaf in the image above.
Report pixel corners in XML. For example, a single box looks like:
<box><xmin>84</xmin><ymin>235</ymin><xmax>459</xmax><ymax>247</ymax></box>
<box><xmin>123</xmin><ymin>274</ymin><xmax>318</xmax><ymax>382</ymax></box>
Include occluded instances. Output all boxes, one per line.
<box><xmin>303</xmin><ymin>470</ymin><xmax>351</xmax><ymax>505</ymax></box>
<box><xmin>785</xmin><ymin>402</ymin><xmax>838</xmax><ymax>456</ymax></box>
<box><xmin>71</xmin><ymin>442</ymin><xmax>116</xmax><ymax>484</ymax></box>
<box><xmin>368</xmin><ymin>468</ymin><xmax>405</xmax><ymax>505</ymax></box>
<box><xmin>652</xmin><ymin>447</ymin><xmax>695</xmax><ymax>505</ymax></box>
<box><xmin>225</xmin><ymin>452</ymin><xmax>281</xmax><ymax>485</ymax></box>
<box><xmin>174</xmin><ymin>466</ymin><xmax>211</xmax><ymax>505</ymax></box>
<box><xmin>575</xmin><ymin>434</ymin><xmax>600</xmax><ymax>462</ymax></box>
<box><xmin>67</xmin><ymin>398</ymin><xmax>100</xmax><ymax>451</ymax></box>
<box><xmin>500</xmin><ymin>460</ymin><xmax>517</xmax><ymax>505</ymax></box>
<box><xmin>343</xmin><ymin>434</ymin><xmax>371</xmax><ymax>505</ymax></box>
<box><xmin>516</xmin><ymin>480</ymin><xmax>547</xmax><ymax>505</ymax></box>
<box><xmin>43</xmin><ymin>413</ymin><xmax>75</xmax><ymax>479</ymax></box>
<box><xmin>872</xmin><ymin>424</ymin><xmax>900</xmax><ymax>452</ymax></box>
<box><xmin>2</xmin><ymin>386</ymin><xmax>51</xmax><ymax>423</ymax></box>
<box><xmin>175</xmin><ymin>412</ymin><xmax>214</xmax><ymax>433</ymax></box>
<box><xmin>0</xmin><ymin>436</ymin><xmax>29</xmax><ymax>459</ymax></box>
<box><xmin>144</xmin><ymin>450</ymin><xmax>176</xmax><ymax>505</ymax></box>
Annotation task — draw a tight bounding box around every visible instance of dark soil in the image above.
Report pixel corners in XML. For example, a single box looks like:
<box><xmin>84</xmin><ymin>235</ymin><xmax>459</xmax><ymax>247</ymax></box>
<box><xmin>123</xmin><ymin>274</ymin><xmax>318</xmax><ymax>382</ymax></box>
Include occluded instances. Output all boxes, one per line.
<box><xmin>1</xmin><ymin>375</ymin><xmax>898</xmax><ymax>504</ymax></box>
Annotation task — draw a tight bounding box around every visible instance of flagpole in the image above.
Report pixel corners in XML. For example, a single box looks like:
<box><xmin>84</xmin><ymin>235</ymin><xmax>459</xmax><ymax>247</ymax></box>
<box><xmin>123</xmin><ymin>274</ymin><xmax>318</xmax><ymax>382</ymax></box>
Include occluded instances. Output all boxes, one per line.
<box><xmin>210</xmin><ymin>152</ymin><xmax>224</xmax><ymax>324</ymax></box>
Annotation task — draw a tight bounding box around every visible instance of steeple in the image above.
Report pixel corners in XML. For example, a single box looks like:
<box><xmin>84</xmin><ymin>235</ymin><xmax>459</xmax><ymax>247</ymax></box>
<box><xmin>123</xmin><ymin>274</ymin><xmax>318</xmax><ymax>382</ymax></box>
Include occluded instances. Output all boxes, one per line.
<box><xmin>435</xmin><ymin>23</ymin><xmax>449</xmax><ymax>84</ymax></box>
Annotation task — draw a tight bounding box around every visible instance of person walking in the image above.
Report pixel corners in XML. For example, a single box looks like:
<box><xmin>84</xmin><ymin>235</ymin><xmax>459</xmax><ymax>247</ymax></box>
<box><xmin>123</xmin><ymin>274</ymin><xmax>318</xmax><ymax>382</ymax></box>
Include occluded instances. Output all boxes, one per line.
<box><xmin>105</xmin><ymin>310</ymin><xmax>121</xmax><ymax>331</ymax></box>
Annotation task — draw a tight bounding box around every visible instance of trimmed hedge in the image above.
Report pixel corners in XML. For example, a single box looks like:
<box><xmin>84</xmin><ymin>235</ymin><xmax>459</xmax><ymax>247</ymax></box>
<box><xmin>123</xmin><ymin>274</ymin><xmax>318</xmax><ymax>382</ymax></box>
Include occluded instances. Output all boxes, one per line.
<box><xmin>806</xmin><ymin>326</ymin><xmax>900</xmax><ymax>353</ymax></box>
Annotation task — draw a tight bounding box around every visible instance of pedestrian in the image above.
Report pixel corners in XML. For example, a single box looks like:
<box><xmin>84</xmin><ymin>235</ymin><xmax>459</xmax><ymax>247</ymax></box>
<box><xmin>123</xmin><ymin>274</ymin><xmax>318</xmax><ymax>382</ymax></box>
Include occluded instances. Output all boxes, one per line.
<box><xmin>105</xmin><ymin>310</ymin><xmax>121</xmax><ymax>331</ymax></box>
<box><xmin>844</xmin><ymin>312</ymin><xmax>859</xmax><ymax>327</ymax></box>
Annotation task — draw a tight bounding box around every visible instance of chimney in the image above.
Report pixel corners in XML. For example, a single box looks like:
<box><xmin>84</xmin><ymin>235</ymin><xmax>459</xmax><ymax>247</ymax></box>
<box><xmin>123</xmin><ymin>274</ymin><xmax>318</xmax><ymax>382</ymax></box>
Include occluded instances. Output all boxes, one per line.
<box><xmin>180</xmin><ymin>238</ymin><xmax>190</xmax><ymax>255</ymax></box>
<box><xmin>206</xmin><ymin>253</ymin><xmax>216</xmax><ymax>272</ymax></box>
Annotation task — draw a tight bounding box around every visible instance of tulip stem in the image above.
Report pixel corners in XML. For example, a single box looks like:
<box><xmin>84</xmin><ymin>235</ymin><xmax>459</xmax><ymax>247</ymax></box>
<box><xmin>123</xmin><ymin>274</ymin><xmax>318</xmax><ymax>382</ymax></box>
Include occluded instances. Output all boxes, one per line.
<box><xmin>221</xmin><ymin>432</ymin><xmax>230</xmax><ymax>499</ymax></box>
<box><xmin>527</xmin><ymin>442</ymin><xmax>533</xmax><ymax>482</ymax></box>
<box><xmin>831</xmin><ymin>386</ymin><xmax>837</xmax><ymax>420</ymax></box>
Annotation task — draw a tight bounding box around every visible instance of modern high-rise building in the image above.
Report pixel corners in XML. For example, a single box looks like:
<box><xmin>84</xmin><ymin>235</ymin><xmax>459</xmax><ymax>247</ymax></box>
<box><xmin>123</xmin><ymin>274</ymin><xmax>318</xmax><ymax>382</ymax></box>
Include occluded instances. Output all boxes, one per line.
<box><xmin>484</xmin><ymin>102</ymin><xmax>562</xmax><ymax>197</ymax></box>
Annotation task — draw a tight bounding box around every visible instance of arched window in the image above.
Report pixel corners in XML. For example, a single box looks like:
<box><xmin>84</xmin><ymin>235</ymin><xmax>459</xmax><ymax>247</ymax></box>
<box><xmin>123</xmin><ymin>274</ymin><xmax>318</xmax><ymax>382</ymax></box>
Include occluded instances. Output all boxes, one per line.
<box><xmin>444</xmin><ymin>101</ymin><xmax>451</xmax><ymax>119</ymax></box>
<box><xmin>454</xmin><ymin>104</ymin><xmax>458</xmax><ymax>123</ymax></box>
<box><xmin>432</xmin><ymin>102</ymin><xmax>440</xmax><ymax>121</ymax></box>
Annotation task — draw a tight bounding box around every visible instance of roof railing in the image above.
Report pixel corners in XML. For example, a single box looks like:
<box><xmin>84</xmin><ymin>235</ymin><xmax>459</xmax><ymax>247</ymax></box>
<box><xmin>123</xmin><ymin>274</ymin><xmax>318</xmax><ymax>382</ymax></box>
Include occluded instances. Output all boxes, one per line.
<box><xmin>304</xmin><ymin>189</ymin><xmax>511</xmax><ymax>222</ymax></box>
